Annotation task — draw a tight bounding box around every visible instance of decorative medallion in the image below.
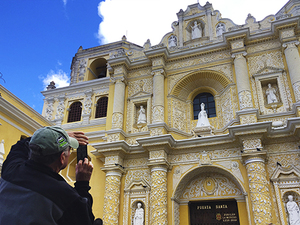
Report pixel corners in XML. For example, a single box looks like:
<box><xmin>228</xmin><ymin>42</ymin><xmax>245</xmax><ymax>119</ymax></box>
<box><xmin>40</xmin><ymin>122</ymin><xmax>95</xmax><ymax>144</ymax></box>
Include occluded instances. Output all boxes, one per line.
<box><xmin>202</xmin><ymin>177</ymin><xmax>218</xmax><ymax>195</ymax></box>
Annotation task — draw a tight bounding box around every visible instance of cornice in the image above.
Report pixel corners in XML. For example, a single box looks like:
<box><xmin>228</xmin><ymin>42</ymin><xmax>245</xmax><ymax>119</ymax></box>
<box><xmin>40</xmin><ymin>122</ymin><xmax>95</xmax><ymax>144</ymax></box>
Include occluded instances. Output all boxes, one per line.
<box><xmin>41</xmin><ymin>77</ymin><xmax>110</xmax><ymax>98</ymax></box>
<box><xmin>107</xmin><ymin>55</ymin><xmax>131</xmax><ymax>69</ymax></box>
<box><xmin>0</xmin><ymin>97</ymin><xmax>51</xmax><ymax>133</ymax></box>
<box><xmin>144</xmin><ymin>47</ymin><xmax>170</xmax><ymax>61</ymax></box>
<box><xmin>0</xmin><ymin>85</ymin><xmax>50</xmax><ymax>125</ymax></box>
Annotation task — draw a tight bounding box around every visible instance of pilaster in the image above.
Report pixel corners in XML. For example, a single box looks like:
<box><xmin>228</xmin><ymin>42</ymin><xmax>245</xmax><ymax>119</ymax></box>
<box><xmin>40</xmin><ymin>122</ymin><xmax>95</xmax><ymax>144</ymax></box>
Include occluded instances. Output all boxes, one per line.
<box><xmin>99</xmin><ymin>145</ymin><xmax>126</xmax><ymax>225</ymax></box>
<box><xmin>82</xmin><ymin>90</ymin><xmax>93</xmax><ymax>125</ymax></box>
<box><xmin>149</xmin><ymin>165</ymin><xmax>168</xmax><ymax>225</ymax></box>
<box><xmin>53</xmin><ymin>95</ymin><xmax>66</xmax><ymax>126</ymax></box>
<box><xmin>108</xmin><ymin>56</ymin><xmax>129</xmax><ymax>133</ymax></box>
<box><xmin>138</xmin><ymin>135</ymin><xmax>173</xmax><ymax>225</ymax></box>
<box><xmin>44</xmin><ymin>97</ymin><xmax>54</xmax><ymax>121</ymax></box>
<box><xmin>282</xmin><ymin>40</ymin><xmax>300</xmax><ymax>102</ymax></box>
<box><xmin>243</xmin><ymin>155</ymin><xmax>272</xmax><ymax>224</ymax></box>
<box><xmin>151</xmin><ymin>69</ymin><xmax>165</xmax><ymax>124</ymax></box>
<box><xmin>102</xmin><ymin>169</ymin><xmax>123</xmax><ymax>225</ymax></box>
<box><xmin>277</xmin><ymin>25</ymin><xmax>300</xmax><ymax>102</ymax></box>
<box><xmin>148</xmin><ymin>149</ymin><xmax>170</xmax><ymax>225</ymax></box>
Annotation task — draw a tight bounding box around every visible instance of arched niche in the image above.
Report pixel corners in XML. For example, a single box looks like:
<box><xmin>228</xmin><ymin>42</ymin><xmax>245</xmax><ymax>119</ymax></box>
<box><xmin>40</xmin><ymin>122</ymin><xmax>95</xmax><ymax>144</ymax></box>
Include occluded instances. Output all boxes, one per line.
<box><xmin>87</xmin><ymin>58</ymin><xmax>108</xmax><ymax>81</ymax></box>
<box><xmin>170</xmin><ymin>70</ymin><xmax>231</xmax><ymax>101</ymax></box>
<box><xmin>186</xmin><ymin>19</ymin><xmax>205</xmax><ymax>41</ymax></box>
<box><xmin>171</xmin><ymin>165</ymin><xmax>249</xmax><ymax>225</ymax></box>
<box><xmin>168</xmin><ymin>70</ymin><xmax>233</xmax><ymax>131</ymax></box>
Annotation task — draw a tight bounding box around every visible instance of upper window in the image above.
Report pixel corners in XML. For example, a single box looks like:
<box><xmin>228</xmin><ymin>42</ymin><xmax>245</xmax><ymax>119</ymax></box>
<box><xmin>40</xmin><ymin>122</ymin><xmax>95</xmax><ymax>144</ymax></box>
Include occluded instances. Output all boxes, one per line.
<box><xmin>95</xmin><ymin>97</ymin><xmax>108</xmax><ymax>118</ymax></box>
<box><xmin>193</xmin><ymin>93</ymin><xmax>216</xmax><ymax>120</ymax></box>
<box><xmin>88</xmin><ymin>58</ymin><xmax>107</xmax><ymax>80</ymax></box>
<box><xmin>68</xmin><ymin>102</ymin><xmax>82</xmax><ymax>123</ymax></box>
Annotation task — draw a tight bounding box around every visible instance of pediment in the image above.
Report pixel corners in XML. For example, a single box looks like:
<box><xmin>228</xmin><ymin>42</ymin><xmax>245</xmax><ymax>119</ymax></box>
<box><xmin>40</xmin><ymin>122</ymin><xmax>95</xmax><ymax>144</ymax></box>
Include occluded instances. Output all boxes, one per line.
<box><xmin>125</xmin><ymin>178</ymin><xmax>150</xmax><ymax>191</ymax></box>
<box><xmin>129</xmin><ymin>91</ymin><xmax>152</xmax><ymax>99</ymax></box>
<box><xmin>271</xmin><ymin>165</ymin><xmax>300</xmax><ymax>180</ymax></box>
<box><xmin>254</xmin><ymin>66</ymin><xmax>284</xmax><ymax>76</ymax></box>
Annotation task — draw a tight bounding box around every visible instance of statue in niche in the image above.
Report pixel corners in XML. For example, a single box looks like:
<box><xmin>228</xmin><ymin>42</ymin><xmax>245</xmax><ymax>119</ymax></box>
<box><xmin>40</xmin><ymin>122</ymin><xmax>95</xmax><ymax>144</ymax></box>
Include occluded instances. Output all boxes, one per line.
<box><xmin>196</xmin><ymin>103</ymin><xmax>211</xmax><ymax>127</ymax></box>
<box><xmin>191</xmin><ymin>21</ymin><xmax>202</xmax><ymax>39</ymax></box>
<box><xmin>133</xmin><ymin>202</ymin><xmax>144</xmax><ymax>225</ymax></box>
<box><xmin>216</xmin><ymin>23</ymin><xmax>225</xmax><ymax>36</ymax></box>
<box><xmin>137</xmin><ymin>106</ymin><xmax>146</xmax><ymax>125</ymax></box>
<box><xmin>266</xmin><ymin>83</ymin><xmax>278</xmax><ymax>104</ymax></box>
<box><xmin>286</xmin><ymin>195</ymin><xmax>300</xmax><ymax>225</ymax></box>
<box><xmin>168</xmin><ymin>35</ymin><xmax>177</xmax><ymax>47</ymax></box>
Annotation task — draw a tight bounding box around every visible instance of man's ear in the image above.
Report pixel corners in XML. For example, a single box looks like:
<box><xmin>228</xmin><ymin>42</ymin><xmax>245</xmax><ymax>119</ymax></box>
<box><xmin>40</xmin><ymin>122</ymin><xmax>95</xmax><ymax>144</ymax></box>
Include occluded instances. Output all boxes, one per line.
<box><xmin>59</xmin><ymin>151</ymin><xmax>65</xmax><ymax>165</ymax></box>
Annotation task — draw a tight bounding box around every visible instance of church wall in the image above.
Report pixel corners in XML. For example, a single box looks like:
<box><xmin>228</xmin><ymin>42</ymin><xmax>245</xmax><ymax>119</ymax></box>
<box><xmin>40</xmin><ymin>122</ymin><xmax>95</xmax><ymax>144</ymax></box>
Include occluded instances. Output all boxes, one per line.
<box><xmin>0</xmin><ymin>85</ymin><xmax>51</xmax><ymax>176</ymax></box>
<box><xmin>36</xmin><ymin>1</ymin><xmax>300</xmax><ymax>224</ymax></box>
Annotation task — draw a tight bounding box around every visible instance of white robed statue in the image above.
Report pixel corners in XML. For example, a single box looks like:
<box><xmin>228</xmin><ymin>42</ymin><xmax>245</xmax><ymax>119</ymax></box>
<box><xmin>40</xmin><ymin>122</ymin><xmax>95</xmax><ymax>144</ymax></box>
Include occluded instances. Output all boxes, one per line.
<box><xmin>134</xmin><ymin>203</ymin><xmax>144</xmax><ymax>225</ymax></box>
<box><xmin>266</xmin><ymin>83</ymin><xmax>278</xmax><ymax>104</ymax></box>
<box><xmin>286</xmin><ymin>195</ymin><xmax>300</xmax><ymax>225</ymax></box>
<box><xmin>191</xmin><ymin>21</ymin><xmax>202</xmax><ymax>39</ymax></box>
<box><xmin>137</xmin><ymin>106</ymin><xmax>146</xmax><ymax>124</ymax></box>
<box><xmin>196</xmin><ymin>103</ymin><xmax>211</xmax><ymax>127</ymax></box>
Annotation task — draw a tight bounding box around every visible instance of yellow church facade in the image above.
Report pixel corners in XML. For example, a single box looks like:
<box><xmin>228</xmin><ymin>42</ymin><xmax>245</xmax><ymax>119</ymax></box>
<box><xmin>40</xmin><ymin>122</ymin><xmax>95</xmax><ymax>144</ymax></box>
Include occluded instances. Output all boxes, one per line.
<box><xmin>0</xmin><ymin>85</ymin><xmax>51</xmax><ymax>174</ymax></box>
<box><xmin>41</xmin><ymin>1</ymin><xmax>300</xmax><ymax>224</ymax></box>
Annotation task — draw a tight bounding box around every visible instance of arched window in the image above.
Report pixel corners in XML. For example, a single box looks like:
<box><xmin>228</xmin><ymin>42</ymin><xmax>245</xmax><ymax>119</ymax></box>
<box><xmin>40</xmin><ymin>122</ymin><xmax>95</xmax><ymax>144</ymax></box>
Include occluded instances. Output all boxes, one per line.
<box><xmin>193</xmin><ymin>93</ymin><xmax>216</xmax><ymax>120</ymax></box>
<box><xmin>95</xmin><ymin>97</ymin><xmax>108</xmax><ymax>118</ymax></box>
<box><xmin>68</xmin><ymin>102</ymin><xmax>82</xmax><ymax>123</ymax></box>
<box><xmin>88</xmin><ymin>58</ymin><xmax>107</xmax><ymax>80</ymax></box>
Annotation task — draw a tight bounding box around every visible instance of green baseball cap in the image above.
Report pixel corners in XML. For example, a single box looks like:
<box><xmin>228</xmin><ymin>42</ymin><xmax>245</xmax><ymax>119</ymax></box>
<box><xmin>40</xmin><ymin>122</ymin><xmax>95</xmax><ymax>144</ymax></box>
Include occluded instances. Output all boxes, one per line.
<box><xmin>29</xmin><ymin>126</ymin><xmax>79</xmax><ymax>156</ymax></box>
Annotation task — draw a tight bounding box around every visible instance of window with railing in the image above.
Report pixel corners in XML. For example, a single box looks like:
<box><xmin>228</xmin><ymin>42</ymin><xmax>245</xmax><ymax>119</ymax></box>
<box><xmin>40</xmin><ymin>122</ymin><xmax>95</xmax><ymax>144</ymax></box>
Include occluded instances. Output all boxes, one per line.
<box><xmin>68</xmin><ymin>102</ymin><xmax>82</xmax><ymax>122</ymax></box>
<box><xmin>95</xmin><ymin>97</ymin><xmax>108</xmax><ymax>118</ymax></box>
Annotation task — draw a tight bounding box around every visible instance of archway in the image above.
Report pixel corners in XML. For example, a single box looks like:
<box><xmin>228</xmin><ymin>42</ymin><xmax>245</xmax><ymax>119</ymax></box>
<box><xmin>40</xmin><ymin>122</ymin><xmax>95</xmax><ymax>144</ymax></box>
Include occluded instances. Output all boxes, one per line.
<box><xmin>171</xmin><ymin>165</ymin><xmax>250</xmax><ymax>225</ymax></box>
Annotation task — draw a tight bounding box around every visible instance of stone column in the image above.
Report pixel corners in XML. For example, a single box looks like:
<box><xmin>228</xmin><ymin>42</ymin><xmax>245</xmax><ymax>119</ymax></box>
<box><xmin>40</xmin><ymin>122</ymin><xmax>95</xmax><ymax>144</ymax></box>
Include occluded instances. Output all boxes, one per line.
<box><xmin>282</xmin><ymin>41</ymin><xmax>300</xmax><ymax>102</ymax></box>
<box><xmin>112</xmin><ymin>77</ymin><xmax>126</xmax><ymax>129</ymax></box>
<box><xmin>54</xmin><ymin>95</ymin><xmax>66</xmax><ymax>126</ymax></box>
<box><xmin>232</xmin><ymin>52</ymin><xmax>253</xmax><ymax>110</ymax></box>
<box><xmin>82</xmin><ymin>90</ymin><xmax>93</xmax><ymax>125</ymax></box>
<box><xmin>177</xmin><ymin>10</ymin><xmax>184</xmax><ymax>47</ymax></box>
<box><xmin>103</xmin><ymin>171</ymin><xmax>122</xmax><ymax>225</ymax></box>
<box><xmin>152</xmin><ymin>69</ymin><xmax>165</xmax><ymax>123</ymax></box>
<box><xmin>44</xmin><ymin>97</ymin><xmax>54</xmax><ymax>121</ymax></box>
<box><xmin>244</xmin><ymin>157</ymin><xmax>272</xmax><ymax>224</ymax></box>
<box><xmin>150</xmin><ymin>166</ymin><xmax>168</xmax><ymax>225</ymax></box>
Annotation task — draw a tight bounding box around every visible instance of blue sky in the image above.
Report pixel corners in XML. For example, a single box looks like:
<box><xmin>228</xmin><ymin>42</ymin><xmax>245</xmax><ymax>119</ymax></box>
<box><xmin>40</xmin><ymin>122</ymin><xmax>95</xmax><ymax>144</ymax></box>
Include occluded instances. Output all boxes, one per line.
<box><xmin>0</xmin><ymin>0</ymin><xmax>102</xmax><ymax>113</ymax></box>
<box><xmin>0</xmin><ymin>0</ymin><xmax>285</xmax><ymax>114</ymax></box>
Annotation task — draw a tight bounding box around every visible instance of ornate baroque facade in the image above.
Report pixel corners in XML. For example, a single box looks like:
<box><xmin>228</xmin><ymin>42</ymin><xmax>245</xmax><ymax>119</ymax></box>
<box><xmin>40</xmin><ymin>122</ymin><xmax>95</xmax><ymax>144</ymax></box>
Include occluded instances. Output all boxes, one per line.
<box><xmin>41</xmin><ymin>1</ymin><xmax>300</xmax><ymax>224</ymax></box>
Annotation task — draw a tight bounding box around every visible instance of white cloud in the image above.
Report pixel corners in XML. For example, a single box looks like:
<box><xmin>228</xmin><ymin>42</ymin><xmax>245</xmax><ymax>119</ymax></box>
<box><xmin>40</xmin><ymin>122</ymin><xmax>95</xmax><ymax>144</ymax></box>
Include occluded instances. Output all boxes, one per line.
<box><xmin>62</xmin><ymin>0</ymin><xmax>67</xmax><ymax>6</ymax></box>
<box><xmin>41</xmin><ymin>69</ymin><xmax>70</xmax><ymax>90</ymax></box>
<box><xmin>97</xmin><ymin>0</ymin><xmax>285</xmax><ymax>46</ymax></box>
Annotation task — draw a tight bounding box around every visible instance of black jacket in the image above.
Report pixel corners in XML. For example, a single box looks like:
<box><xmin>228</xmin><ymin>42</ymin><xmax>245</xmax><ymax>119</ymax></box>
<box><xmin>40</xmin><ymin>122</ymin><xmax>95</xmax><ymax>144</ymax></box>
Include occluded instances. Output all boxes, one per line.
<box><xmin>0</xmin><ymin>138</ymin><xmax>95</xmax><ymax>225</ymax></box>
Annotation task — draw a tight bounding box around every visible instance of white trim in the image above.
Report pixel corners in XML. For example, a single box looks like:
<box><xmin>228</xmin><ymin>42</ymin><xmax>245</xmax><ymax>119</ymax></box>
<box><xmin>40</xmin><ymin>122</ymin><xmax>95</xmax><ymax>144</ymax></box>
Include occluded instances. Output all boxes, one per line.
<box><xmin>106</xmin><ymin>171</ymin><xmax>122</xmax><ymax>177</ymax></box>
<box><xmin>244</xmin><ymin>157</ymin><xmax>265</xmax><ymax>165</ymax></box>
<box><xmin>151</xmin><ymin>167</ymin><xmax>167</xmax><ymax>173</ymax></box>
<box><xmin>0</xmin><ymin>97</ymin><xmax>50</xmax><ymax>133</ymax></box>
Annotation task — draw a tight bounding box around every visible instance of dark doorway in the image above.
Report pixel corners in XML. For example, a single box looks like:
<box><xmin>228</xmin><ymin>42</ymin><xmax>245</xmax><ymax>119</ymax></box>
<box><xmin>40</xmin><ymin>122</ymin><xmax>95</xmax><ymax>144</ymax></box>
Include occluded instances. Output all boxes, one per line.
<box><xmin>189</xmin><ymin>199</ymin><xmax>240</xmax><ymax>225</ymax></box>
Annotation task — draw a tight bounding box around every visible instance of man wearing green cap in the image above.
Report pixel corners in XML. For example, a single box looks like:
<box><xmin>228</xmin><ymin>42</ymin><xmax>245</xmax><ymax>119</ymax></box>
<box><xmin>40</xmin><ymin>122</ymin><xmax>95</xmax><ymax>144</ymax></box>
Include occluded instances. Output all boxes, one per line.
<box><xmin>0</xmin><ymin>126</ymin><xmax>100</xmax><ymax>225</ymax></box>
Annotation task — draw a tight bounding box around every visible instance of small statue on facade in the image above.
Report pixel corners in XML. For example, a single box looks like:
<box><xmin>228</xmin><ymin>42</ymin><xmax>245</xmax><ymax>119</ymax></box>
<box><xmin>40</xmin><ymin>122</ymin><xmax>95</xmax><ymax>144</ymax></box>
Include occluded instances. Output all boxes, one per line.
<box><xmin>137</xmin><ymin>106</ymin><xmax>146</xmax><ymax>125</ymax></box>
<box><xmin>168</xmin><ymin>35</ymin><xmax>177</xmax><ymax>47</ymax></box>
<box><xmin>266</xmin><ymin>83</ymin><xmax>278</xmax><ymax>104</ymax></box>
<box><xmin>191</xmin><ymin>21</ymin><xmax>202</xmax><ymax>39</ymax></box>
<box><xmin>216</xmin><ymin>23</ymin><xmax>225</xmax><ymax>36</ymax></box>
<box><xmin>196</xmin><ymin>103</ymin><xmax>211</xmax><ymax>127</ymax></box>
<box><xmin>133</xmin><ymin>202</ymin><xmax>144</xmax><ymax>225</ymax></box>
<box><xmin>286</xmin><ymin>195</ymin><xmax>300</xmax><ymax>225</ymax></box>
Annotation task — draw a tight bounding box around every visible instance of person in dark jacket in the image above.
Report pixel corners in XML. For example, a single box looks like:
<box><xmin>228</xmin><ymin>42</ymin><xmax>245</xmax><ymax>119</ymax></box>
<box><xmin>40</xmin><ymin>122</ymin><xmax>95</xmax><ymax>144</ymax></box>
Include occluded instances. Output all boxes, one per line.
<box><xmin>0</xmin><ymin>126</ymin><xmax>100</xmax><ymax>225</ymax></box>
